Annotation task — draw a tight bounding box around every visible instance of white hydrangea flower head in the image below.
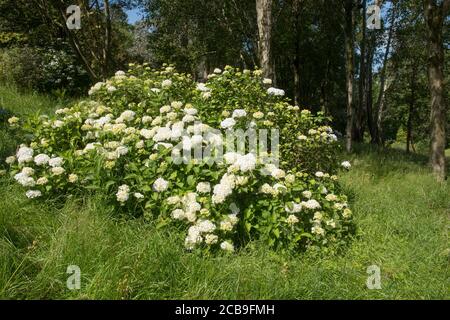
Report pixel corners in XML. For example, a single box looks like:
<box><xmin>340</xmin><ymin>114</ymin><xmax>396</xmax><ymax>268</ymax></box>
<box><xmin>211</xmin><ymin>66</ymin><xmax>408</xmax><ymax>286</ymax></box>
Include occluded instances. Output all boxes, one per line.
<box><xmin>303</xmin><ymin>199</ymin><xmax>321</xmax><ymax>210</ymax></box>
<box><xmin>267</xmin><ymin>87</ymin><xmax>285</xmax><ymax>96</ymax></box>
<box><xmin>220</xmin><ymin>220</ymin><xmax>233</xmax><ymax>231</ymax></box>
<box><xmin>232</xmin><ymin>109</ymin><xmax>247</xmax><ymax>118</ymax></box>
<box><xmin>184</xmin><ymin>107</ymin><xmax>198</xmax><ymax>116</ymax></box>
<box><xmin>271</xmin><ymin>168</ymin><xmax>286</xmax><ymax>179</ymax></box>
<box><xmin>68</xmin><ymin>174</ymin><xmax>78</xmax><ymax>183</ymax></box>
<box><xmin>287</xmin><ymin>215</ymin><xmax>299</xmax><ymax>225</ymax></box>
<box><xmin>116</xmin><ymin>184</ymin><xmax>130</xmax><ymax>203</ymax></box>
<box><xmin>120</xmin><ymin>110</ymin><xmax>136</xmax><ymax>122</ymax></box>
<box><xmin>161</xmin><ymin>79</ymin><xmax>172</xmax><ymax>88</ymax></box>
<box><xmin>14</xmin><ymin>172</ymin><xmax>35</xmax><ymax>187</ymax></box>
<box><xmin>51</xmin><ymin>166</ymin><xmax>65</xmax><ymax>175</ymax></box>
<box><xmin>341</xmin><ymin>161</ymin><xmax>351</xmax><ymax>169</ymax></box>
<box><xmin>153</xmin><ymin>177</ymin><xmax>169</xmax><ymax>192</ymax></box>
<box><xmin>159</xmin><ymin>105</ymin><xmax>171</xmax><ymax>113</ymax></box>
<box><xmin>302</xmin><ymin>190</ymin><xmax>312</xmax><ymax>199</ymax></box>
<box><xmin>205</xmin><ymin>234</ymin><xmax>219</xmax><ymax>244</ymax></box>
<box><xmin>196</xmin><ymin>83</ymin><xmax>210</xmax><ymax>92</ymax></box>
<box><xmin>223</xmin><ymin>152</ymin><xmax>238</xmax><ymax>165</ymax></box>
<box><xmin>312</xmin><ymin>225</ymin><xmax>325</xmax><ymax>236</ymax></box>
<box><xmin>17</xmin><ymin>146</ymin><xmax>34</xmax><ymax>164</ymax></box>
<box><xmin>285</xmin><ymin>202</ymin><xmax>302</xmax><ymax>213</ymax></box>
<box><xmin>5</xmin><ymin>156</ymin><xmax>16</xmax><ymax>164</ymax></box>
<box><xmin>171</xmin><ymin>209</ymin><xmax>185</xmax><ymax>220</ymax></box>
<box><xmin>220</xmin><ymin>118</ymin><xmax>236</xmax><ymax>129</ymax></box>
<box><xmin>196</xmin><ymin>182</ymin><xmax>211</xmax><ymax>193</ymax></box>
<box><xmin>185</xmin><ymin>226</ymin><xmax>203</xmax><ymax>249</ymax></box>
<box><xmin>253</xmin><ymin>111</ymin><xmax>264</xmax><ymax>119</ymax></box>
<box><xmin>153</xmin><ymin>127</ymin><xmax>172</xmax><ymax>142</ymax></box>
<box><xmin>315</xmin><ymin>171</ymin><xmax>324</xmax><ymax>178</ymax></box>
<box><xmin>166</xmin><ymin>196</ymin><xmax>181</xmax><ymax>205</ymax></box>
<box><xmin>140</xmin><ymin>128</ymin><xmax>154</xmax><ymax>140</ymax></box>
<box><xmin>220</xmin><ymin>241</ymin><xmax>234</xmax><ymax>252</ymax></box>
<box><xmin>21</xmin><ymin>167</ymin><xmax>34</xmax><ymax>176</ymax></box>
<box><xmin>134</xmin><ymin>192</ymin><xmax>144</xmax><ymax>199</ymax></box>
<box><xmin>202</xmin><ymin>92</ymin><xmax>211</xmax><ymax>99</ymax></box>
<box><xmin>107</xmin><ymin>86</ymin><xmax>117</xmax><ymax>93</ymax></box>
<box><xmin>235</xmin><ymin>153</ymin><xmax>257</xmax><ymax>172</ymax></box>
<box><xmin>36</xmin><ymin>177</ymin><xmax>48</xmax><ymax>185</ymax></box>
<box><xmin>196</xmin><ymin>220</ymin><xmax>216</xmax><ymax>233</ymax></box>
<box><xmin>342</xmin><ymin>208</ymin><xmax>352</xmax><ymax>218</ymax></box>
<box><xmin>48</xmin><ymin>157</ymin><xmax>64</xmax><ymax>168</ymax></box>
<box><xmin>26</xmin><ymin>190</ymin><xmax>42</xmax><ymax>199</ymax></box>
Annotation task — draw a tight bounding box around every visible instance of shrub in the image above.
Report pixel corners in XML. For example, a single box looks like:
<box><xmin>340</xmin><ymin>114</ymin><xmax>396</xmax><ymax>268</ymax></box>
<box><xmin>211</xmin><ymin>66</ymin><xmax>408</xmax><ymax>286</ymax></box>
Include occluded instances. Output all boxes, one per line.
<box><xmin>191</xmin><ymin>66</ymin><xmax>340</xmax><ymax>173</ymax></box>
<box><xmin>4</xmin><ymin>64</ymin><xmax>353</xmax><ymax>253</ymax></box>
<box><xmin>0</xmin><ymin>46</ymin><xmax>43</xmax><ymax>90</ymax></box>
<box><xmin>0</xmin><ymin>46</ymin><xmax>89</xmax><ymax>95</ymax></box>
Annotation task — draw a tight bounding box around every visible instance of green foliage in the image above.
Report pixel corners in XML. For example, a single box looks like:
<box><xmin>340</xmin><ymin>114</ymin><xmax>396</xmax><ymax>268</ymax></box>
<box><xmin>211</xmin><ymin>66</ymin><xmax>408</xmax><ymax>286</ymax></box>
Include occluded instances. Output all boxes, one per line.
<box><xmin>0</xmin><ymin>32</ymin><xmax>27</xmax><ymax>47</ymax></box>
<box><xmin>3</xmin><ymin>65</ymin><xmax>353</xmax><ymax>253</ymax></box>
<box><xmin>0</xmin><ymin>46</ymin><xmax>89</xmax><ymax>95</ymax></box>
<box><xmin>144</xmin><ymin>0</ymin><xmax>257</xmax><ymax>75</ymax></box>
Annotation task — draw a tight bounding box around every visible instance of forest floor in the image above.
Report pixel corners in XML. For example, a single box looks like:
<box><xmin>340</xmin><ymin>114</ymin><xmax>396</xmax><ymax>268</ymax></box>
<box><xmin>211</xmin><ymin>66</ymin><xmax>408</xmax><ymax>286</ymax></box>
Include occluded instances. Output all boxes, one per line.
<box><xmin>0</xmin><ymin>85</ymin><xmax>449</xmax><ymax>299</ymax></box>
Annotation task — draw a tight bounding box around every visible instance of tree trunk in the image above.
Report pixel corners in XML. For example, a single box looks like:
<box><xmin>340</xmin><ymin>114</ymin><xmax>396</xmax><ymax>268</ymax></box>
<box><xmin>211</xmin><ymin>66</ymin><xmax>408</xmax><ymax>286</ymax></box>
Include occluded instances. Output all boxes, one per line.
<box><xmin>320</xmin><ymin>59</ymin><xmax>330</xmax><ymax>114</ymax></box>
<box><xmin>424</xmin><ymin>0</ymin><xmax>449</xmax><ymax>182</ymax></box>
<box><xmin>293</xmin><ymin>59</ymin><xmax>300</xmax><ymax>105</ymax></box>
<box><xmin>375</xmin><ymin>2</ymin><xmax>396</xmax><ymax>145</ymax></box>
<box><xmin>292</xmin><ymin>0</ymin><xmax>302</xmax><ymax>105</ymax></box>
<box><xmin>356</xmin><ymin>0</ymin><xmax>367</xmax><ymax>143</ymax></box>
<box><xmin>344</xmin><ymin>0</ymin><xmax>355</xmax><ymax>153</ymax></box>
<box><xmin>256</xmin><ymin>0</ymin><xmax>274</xmax><ymax>80</ymax></box>
<box><xmin>103</xmin><ymin>0</ymin><xmax>112</xmax><ymax>80</ymax></box>
<box><xmin>406</xmin><ymin>64</ymin><xmax>417</xmax><ymax>153</ymax></box>
<box><xmin>56</xmin><ymin>2</ymin><xmax>99</xmax><ymax>81</ymax></box>
<box><xmin>366</xmin><ymin>43</ymin><xmax>376</xmax><ymax>143</ymax></box>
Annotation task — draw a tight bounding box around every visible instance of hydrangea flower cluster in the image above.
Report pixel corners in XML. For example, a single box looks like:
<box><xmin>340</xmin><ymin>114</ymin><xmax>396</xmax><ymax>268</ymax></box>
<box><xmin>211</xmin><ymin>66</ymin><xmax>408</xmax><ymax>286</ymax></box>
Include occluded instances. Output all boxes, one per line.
<box><xmin>4</xmin><ymin>64</ymin><xmax>353</xmax><ymax>252</ymax></box>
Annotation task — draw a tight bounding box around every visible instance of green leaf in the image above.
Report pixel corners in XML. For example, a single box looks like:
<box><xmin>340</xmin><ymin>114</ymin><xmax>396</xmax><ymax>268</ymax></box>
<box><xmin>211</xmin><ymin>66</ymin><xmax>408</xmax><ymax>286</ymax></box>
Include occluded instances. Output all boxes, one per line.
<box><xmin>273</xmin><ymin>229</ymin><xmax>280</xmax><ymax>238</ymax></box>
<box><xmin>156</xmin><ymin>218</ymin><xmax>170</xmax><ymax>229</ymax></box>
<box><xmin>187</xmin><ymin>175</ymin><xmax>195</xmax><ymax>186</ymax></box>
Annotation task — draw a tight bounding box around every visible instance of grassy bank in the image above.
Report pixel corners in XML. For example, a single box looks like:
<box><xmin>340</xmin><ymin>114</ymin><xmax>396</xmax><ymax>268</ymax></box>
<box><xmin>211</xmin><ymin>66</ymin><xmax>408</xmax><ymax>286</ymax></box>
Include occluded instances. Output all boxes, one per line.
<box><xmin>0</xmin><ymin>86</ymin><xmax>448</xmax><ymax>299</ymax></box>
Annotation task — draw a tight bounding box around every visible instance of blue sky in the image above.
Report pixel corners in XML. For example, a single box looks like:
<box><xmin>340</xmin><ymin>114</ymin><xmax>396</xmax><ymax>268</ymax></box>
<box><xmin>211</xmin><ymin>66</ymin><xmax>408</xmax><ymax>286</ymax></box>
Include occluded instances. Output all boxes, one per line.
<box><xmin>126</xmin><ymin>8</ymin><xmax>143</xmax><ymax>24</ymax></box>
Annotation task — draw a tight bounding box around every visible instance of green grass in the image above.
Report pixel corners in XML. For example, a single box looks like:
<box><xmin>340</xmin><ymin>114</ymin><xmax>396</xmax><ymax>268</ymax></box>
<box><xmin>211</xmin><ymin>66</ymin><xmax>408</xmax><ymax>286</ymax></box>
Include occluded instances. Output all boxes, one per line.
<box><xmin>0</xmin><ymin>86</ymin><xmax>449</xmax><ymax>299</ymax></box>
<box><xmin>0</xmin><ymin>85</ymin><xmax>64</xmax><ymax>115</ymax></box>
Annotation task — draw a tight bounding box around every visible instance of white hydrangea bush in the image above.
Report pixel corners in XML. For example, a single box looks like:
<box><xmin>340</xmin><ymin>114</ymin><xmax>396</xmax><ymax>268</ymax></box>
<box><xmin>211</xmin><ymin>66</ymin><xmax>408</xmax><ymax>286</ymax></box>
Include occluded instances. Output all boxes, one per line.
<box><xmin>4</xmin><ymin>64</ymin><xmax>354</xmax><ymax>252</ymax></box>
<box><xmin>190</xmin><ymin>65</ymin><xmax>341</xmax><ymax>173</ymax></box>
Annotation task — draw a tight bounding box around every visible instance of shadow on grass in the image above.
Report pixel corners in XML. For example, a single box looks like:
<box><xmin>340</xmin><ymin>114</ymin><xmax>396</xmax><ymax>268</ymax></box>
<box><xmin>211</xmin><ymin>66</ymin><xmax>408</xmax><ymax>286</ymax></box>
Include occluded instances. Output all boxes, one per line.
<box><xmin>340</xmin><ymin>142</ymin><xmax>450</xmax><ymax>179</ymax></box>
<box><xmin>352</xmin><ymin>142</ymin><xmax>429</xmax><ymax>165</ymax></box>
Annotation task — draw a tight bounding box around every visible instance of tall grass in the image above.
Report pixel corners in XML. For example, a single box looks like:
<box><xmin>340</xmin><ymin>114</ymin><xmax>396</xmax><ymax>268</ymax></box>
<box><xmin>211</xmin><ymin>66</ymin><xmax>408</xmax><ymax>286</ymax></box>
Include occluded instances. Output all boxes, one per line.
<box><xmin>0</xmin><ymin>86</ymin><xmax>448</xmax><ymax>299</ymax></box>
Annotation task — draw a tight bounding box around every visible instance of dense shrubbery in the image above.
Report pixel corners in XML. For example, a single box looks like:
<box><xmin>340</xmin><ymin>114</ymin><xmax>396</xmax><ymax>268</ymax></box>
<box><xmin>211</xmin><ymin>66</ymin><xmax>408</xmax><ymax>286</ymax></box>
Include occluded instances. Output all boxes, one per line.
<box><xmin>0</xmin><ymin>46</ymin><xmax>89</xmax><ymax>95</ymax></box>
<box><xmin>4</xmin><ymin>64</ymin><xmax>354</xmax><ymax>253</ymax></box>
